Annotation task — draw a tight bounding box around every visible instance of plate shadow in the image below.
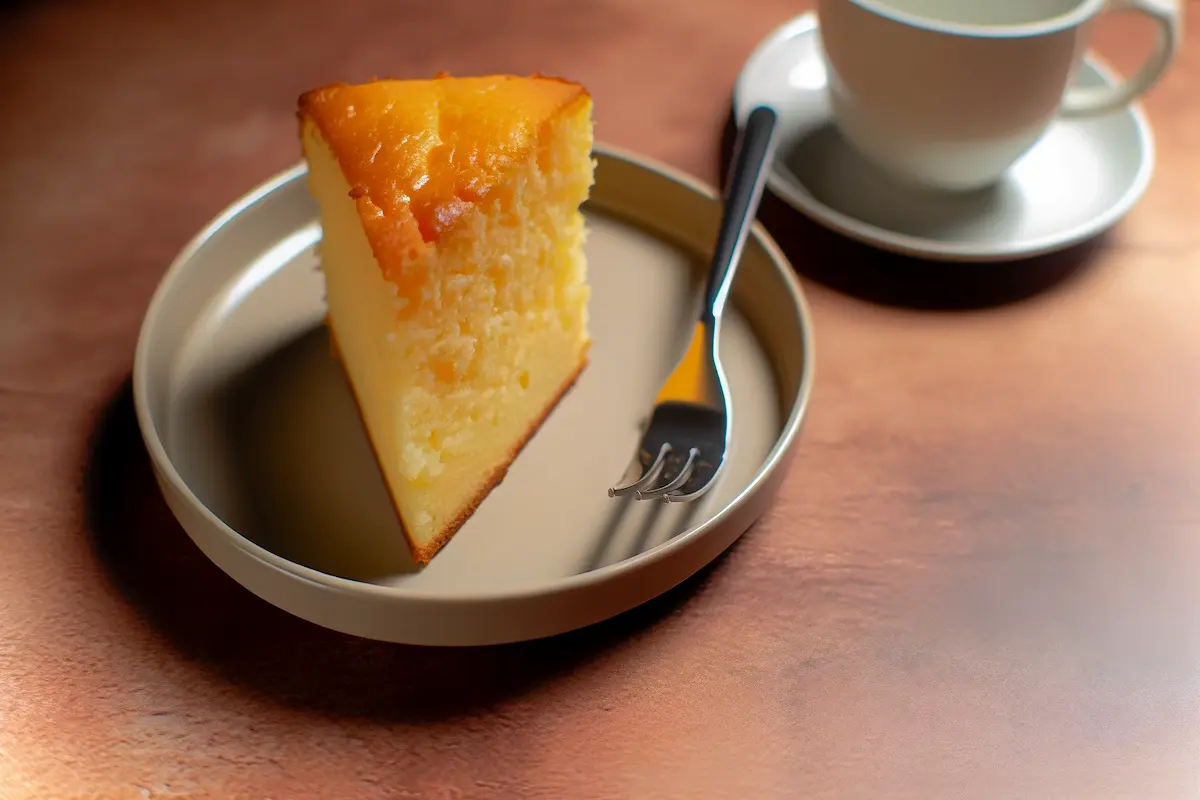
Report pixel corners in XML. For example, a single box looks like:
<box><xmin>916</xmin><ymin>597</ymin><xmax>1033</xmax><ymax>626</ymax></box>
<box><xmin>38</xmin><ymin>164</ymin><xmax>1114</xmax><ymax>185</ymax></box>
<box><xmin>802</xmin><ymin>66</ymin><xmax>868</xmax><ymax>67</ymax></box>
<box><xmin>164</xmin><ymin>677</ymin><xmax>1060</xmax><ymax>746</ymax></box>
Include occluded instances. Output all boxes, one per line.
<box><xmin>82</xmin><ymin>377</ymin><xmax>731</xmax><ymax>723</ymax></box>
<box><xmin>718</xmin><ymin>106</ymin><xmax>1106</xmax><ymax>311</ymax></box>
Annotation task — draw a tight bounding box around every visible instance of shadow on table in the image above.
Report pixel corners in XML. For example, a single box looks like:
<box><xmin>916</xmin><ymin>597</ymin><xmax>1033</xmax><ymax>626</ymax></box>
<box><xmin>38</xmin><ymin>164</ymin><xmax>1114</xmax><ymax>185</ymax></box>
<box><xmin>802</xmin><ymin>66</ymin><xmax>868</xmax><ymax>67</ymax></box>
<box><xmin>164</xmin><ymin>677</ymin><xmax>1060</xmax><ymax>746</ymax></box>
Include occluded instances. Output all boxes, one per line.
<box><xmin>82</xmin><ymin>377</ymin><xmax>726</xmax><ymax>723</ymax></box>
<box><xmin>716</xmin><ymin>107</ymin><xmax>1107</xmax><ymax>310</ymax></box>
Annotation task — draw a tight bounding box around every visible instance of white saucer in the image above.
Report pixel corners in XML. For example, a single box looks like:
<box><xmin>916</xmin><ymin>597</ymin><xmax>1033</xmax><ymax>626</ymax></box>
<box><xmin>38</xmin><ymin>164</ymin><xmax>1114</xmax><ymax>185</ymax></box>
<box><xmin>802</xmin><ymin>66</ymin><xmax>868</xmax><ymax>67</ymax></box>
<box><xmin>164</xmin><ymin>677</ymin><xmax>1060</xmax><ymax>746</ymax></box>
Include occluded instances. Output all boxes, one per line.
<box><xmin>733</xmin><ymin>13</ymin><xmax>1156</xmax><ymax>263</ymax></box>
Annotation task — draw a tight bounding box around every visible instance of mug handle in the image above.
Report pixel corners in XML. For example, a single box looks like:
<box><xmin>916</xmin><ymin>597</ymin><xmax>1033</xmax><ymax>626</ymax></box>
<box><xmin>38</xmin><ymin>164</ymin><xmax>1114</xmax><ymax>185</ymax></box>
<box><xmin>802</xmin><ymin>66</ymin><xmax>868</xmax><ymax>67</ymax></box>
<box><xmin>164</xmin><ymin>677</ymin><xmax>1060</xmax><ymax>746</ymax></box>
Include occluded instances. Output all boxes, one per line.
<box><xmin>1060</xmin><ymin>0</ymin><xmax>1180</xmax><ymax>118</ymax></box>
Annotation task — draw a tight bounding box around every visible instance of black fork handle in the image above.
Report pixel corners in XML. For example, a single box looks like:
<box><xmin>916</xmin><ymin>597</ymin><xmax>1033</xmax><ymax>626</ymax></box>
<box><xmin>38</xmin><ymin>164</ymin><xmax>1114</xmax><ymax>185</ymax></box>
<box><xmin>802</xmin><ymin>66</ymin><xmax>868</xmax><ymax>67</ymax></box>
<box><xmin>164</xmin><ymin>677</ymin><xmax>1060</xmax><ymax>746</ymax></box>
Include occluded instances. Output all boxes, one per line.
<box><xmin>701</xmin><ymin>105</ymin><xmax>779</xmax><ymax>325</ymax></box>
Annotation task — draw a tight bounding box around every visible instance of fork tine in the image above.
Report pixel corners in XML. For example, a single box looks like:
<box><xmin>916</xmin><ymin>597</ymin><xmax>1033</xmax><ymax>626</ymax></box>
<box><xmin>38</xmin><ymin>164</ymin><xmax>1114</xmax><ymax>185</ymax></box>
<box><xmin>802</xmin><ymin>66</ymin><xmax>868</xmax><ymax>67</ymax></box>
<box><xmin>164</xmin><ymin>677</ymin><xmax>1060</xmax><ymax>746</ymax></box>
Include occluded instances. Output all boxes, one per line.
<box><xmin>661</xmin><ymin>474</ymin><xmax>719</xmax><ymax>503</ymax></box>
<box><xmin>608</xmin><ymin>442</ymin><xmax>672</xmax><ymax>497</ymax></box>
<box><xmin>635</xmin><ymin>447</ymin><xmax>700</xmax><ymax>500</ymax></box>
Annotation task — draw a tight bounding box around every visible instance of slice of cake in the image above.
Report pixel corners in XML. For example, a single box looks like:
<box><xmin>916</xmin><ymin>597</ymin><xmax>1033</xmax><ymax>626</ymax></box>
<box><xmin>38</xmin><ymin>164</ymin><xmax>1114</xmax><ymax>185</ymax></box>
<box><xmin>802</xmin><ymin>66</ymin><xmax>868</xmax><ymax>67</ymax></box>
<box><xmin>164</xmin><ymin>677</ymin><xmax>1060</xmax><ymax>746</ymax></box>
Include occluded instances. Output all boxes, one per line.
<box><xmin>298</xmin><ymin>74</ymin><xmax>594</xmax><ymax>563</ymax></box>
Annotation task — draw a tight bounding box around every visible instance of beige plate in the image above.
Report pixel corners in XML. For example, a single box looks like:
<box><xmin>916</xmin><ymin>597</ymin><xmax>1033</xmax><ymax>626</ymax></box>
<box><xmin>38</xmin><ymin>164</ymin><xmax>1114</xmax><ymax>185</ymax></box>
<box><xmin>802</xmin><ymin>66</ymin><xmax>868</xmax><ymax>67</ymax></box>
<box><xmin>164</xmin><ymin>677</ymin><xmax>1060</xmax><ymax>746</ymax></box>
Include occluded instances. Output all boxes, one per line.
<box><xmin>132</xmin><ymin>145</ymin><xmax>816</xmax><ymax>646</ymax></box>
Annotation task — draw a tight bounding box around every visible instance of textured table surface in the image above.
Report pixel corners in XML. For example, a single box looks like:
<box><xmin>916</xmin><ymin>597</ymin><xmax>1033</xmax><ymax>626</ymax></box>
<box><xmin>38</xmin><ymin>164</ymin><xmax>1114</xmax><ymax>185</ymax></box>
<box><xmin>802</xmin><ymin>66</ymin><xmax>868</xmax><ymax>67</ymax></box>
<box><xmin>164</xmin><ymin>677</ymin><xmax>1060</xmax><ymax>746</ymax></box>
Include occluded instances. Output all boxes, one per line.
<box><xmin>2</xmin><ymin>1</ymin><xmax>1199</xmax><ymax>798</ymax></box>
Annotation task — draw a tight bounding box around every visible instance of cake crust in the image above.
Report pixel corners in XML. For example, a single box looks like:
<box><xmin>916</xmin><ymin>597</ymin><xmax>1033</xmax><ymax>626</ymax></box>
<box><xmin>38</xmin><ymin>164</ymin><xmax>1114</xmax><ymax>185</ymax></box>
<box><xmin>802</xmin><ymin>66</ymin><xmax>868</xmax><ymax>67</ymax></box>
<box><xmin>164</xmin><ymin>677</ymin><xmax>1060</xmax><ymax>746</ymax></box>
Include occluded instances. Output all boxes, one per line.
<box><xmin>298</xmin><ymin>74</ymin><xmax>590</xmax><ymax>285</ymax></box>
<box><xmin>331</xmin><ymin>325</ymin><xmax>589</xmax><ymax>564</ymax></box>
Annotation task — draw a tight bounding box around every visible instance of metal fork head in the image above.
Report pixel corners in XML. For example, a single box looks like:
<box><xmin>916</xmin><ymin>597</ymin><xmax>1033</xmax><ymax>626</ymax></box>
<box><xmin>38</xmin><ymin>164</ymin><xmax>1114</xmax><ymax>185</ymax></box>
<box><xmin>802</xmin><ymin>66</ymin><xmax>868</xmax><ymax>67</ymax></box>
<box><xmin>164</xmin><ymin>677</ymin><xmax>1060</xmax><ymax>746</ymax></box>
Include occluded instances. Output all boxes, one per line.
<box><xmin>608</xmin><ymin>400</ymin><xmax>729</xmax><ymax>502</ymax></box>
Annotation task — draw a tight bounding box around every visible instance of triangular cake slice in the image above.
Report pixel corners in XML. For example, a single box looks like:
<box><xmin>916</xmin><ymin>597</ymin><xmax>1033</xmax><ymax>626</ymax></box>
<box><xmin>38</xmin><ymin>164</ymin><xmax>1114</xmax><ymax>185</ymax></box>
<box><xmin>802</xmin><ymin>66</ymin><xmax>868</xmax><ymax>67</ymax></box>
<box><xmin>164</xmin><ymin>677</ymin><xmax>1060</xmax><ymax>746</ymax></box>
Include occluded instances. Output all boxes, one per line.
<box><xmin>298</xmin><ymin>74</ymin><xmax>594</xmax><ymax>563</ymax></box>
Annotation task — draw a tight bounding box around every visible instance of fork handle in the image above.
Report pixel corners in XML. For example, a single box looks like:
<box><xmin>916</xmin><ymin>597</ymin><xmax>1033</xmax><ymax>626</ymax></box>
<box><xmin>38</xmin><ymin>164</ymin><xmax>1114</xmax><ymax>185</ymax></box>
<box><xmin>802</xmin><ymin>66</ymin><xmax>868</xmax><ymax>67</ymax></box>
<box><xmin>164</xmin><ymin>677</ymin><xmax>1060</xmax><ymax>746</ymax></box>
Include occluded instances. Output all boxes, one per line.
<box><xmin>702</xmin><ymin>105</ymin><xmax>780</xmax><ymax>325</ymax></box>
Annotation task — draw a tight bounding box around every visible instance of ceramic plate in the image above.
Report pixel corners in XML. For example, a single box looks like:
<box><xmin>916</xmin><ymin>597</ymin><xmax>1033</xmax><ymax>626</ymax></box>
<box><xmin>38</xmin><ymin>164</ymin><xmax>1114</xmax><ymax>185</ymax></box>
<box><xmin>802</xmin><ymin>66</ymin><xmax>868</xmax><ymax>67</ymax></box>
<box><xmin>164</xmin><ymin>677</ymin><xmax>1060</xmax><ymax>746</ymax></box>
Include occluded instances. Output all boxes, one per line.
<box><xmin>734</xmin><ymin>12</ymin><xmax>1156</xmax><ymax>262</ymax></box>
<box><xmin>132</xmin><ymin>145</ymin><xmax>815</xmax><ymax>646</ymax></box>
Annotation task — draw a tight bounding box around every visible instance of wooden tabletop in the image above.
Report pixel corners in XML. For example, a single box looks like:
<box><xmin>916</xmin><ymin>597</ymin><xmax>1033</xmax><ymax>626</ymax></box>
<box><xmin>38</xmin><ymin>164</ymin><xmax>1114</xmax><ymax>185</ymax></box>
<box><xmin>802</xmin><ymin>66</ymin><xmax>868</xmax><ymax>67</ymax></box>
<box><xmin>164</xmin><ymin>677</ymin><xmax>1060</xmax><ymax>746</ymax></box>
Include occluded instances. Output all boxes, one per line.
<box><xmin>3</xmin><ymin>1</ymin><xmax>1199</xmax><ymax>797</ymax></box>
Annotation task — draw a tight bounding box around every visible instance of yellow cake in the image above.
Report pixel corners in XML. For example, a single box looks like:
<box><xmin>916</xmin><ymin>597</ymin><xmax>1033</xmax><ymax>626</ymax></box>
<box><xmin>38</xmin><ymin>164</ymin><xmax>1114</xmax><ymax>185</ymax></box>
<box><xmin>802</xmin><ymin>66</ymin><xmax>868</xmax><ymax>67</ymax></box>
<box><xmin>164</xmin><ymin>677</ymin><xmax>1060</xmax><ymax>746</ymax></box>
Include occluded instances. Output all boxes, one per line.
<box><xmin>297</xmin><ymin>74</ymin><xmax>594</xmax><ymax>563</ymax></box>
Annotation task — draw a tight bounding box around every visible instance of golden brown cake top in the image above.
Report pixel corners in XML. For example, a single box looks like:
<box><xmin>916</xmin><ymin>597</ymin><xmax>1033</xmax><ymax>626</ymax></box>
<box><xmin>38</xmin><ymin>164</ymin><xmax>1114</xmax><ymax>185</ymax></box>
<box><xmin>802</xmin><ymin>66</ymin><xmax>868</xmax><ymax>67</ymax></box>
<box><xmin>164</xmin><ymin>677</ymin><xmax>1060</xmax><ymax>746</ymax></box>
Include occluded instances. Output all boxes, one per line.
<box><xmin>299</xmin><ymin>74</ymin><xmax>590</xmax><ymax>251</ymax></box>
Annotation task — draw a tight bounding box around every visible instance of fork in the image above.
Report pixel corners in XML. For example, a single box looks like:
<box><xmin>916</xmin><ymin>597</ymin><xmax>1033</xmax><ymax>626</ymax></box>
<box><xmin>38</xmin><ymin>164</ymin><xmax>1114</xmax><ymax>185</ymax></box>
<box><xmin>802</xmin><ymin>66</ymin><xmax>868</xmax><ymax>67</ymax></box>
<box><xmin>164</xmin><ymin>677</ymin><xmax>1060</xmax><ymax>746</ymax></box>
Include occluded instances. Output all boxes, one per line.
<box><xmin>608</xmin><ymin>105</ymin><xmax>780</xmax><ymax>502</ymax></box>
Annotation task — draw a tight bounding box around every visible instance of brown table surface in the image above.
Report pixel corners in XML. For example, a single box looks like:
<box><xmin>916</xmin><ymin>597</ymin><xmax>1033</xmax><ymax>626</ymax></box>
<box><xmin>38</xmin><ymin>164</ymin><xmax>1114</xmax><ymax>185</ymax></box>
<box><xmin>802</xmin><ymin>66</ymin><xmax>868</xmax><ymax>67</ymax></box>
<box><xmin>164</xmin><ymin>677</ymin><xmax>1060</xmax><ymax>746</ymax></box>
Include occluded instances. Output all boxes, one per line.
<box><xmin>3</xmin><ymin>0</ymin><xmax>1200</xmax><ymax>797</ymax></box>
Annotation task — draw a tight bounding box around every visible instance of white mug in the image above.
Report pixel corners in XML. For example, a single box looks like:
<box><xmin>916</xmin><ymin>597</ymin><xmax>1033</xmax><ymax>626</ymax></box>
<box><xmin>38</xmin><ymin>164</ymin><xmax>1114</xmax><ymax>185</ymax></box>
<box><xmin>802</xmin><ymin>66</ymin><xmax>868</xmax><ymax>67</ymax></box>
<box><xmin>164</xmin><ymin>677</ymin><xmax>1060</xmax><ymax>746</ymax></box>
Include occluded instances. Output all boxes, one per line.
<box><xmin>816</xmin><ymin>0</ymin><xmax>1180</xmax><ymax>191</ymax></box>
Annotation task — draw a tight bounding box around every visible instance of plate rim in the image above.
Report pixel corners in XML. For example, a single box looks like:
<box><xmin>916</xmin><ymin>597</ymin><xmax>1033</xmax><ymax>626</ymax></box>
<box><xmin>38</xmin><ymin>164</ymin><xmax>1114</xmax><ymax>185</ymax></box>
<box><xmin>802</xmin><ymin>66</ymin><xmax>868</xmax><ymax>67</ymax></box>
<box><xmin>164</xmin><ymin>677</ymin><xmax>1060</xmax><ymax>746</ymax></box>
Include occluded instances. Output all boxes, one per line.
<box><xmin>733</xmin><ymin>11</ymin><xmax>1157</xmax><ymax>263</ymax></box>
<box><xmin>131</xmin><ymin>142</ymin><xmax>817</xmax><ymax>611</ymax></box>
